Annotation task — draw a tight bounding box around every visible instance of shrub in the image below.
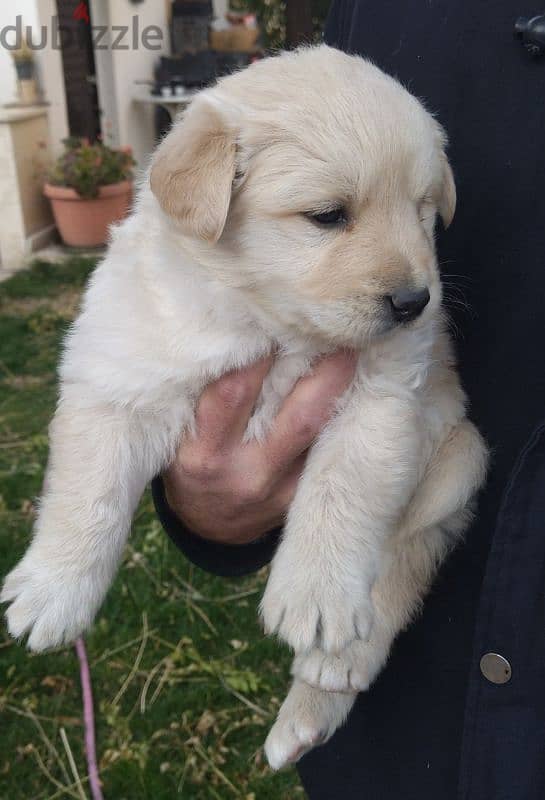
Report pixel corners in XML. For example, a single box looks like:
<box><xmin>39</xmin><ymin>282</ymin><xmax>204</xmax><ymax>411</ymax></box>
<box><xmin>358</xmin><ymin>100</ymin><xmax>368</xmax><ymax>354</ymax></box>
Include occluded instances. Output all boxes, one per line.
<box><xmin>230</xmin><ymin>0</ymin><xmax>329</xmax><ymax>49</ymax></box>
<box><xmin>47</xmin><ymin>138</ymin><xmax>136</xmax><ymax>199</ymax></box>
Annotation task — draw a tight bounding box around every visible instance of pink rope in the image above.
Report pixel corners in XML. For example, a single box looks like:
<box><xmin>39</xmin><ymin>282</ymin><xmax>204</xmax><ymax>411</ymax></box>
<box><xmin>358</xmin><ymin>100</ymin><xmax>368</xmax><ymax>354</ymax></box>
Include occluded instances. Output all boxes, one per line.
<box><xmin>75</xmin><ymin>637</ymin><xmax>104</xmax><ymax>800</ymax></box>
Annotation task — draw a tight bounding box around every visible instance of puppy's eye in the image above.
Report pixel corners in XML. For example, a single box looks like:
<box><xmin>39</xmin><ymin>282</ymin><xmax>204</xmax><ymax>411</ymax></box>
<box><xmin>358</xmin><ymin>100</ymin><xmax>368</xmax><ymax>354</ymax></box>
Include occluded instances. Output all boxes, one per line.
<box><xmin>306</xmin><ymin>207</ymin><xmax>347</xmax><ymax>227</ymax></box>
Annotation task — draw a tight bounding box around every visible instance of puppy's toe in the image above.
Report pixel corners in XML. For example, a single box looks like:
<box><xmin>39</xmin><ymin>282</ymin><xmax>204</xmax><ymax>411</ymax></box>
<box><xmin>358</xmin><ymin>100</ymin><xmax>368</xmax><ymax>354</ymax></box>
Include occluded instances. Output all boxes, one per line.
<box><xmin>264</xmin><ymin>714</ymin><xmax>326</xmax><ymax>770</ymax></box>
<box><xmin>277</xmin><ymin>604</ymin><xmax>321</xmax><ymax>653</ymax></box>
<box><xmin>293</xmin><ymin>641</ymin><xmax>377</xmax><ymax>693</ymax></box>
<box><xmin>293</xmin><ymin>650</ymin><xmax>353</xmax><ymax>693</ymax></box>
<box><xmin>319</xmin><ymin>609</ymin><xmax>357</xmax><ymax>654</ymax></box>
<box><xmin>1</xmin><ymin>564</ymin><xmax>28</xmax><ymax>605</ymax></box>
<box><xmin>352</xmin><ymin>603</ymin><xmax>374</xmax><ymax>643</ymax></box>
<box><xmin>291</xmin><ymin>650</ymin><xmax>325</xmax><ymax>686</ymax></box>
<box><xmin>260</xmin><ymin>587</ymin><xmax>322</xmax><ymax>652</ymax></box>
<box><xmin>319</xmin><ymin>596</ymin><xmax>374</xmax><ymax>654</ymax></box>
<box><xmin>5</xmin><ymin>597</ymin><xmax>37</xmax><ymax>641</ymax></box>
<box><xmin>26</xmin><ymin>613</ymin><xmax>65</xmax><ymax>653</ymax></box>
<box><xmin>259</xmin><ymin>594</ymin><xmax>284</xmax><ymax>636</ymax></box>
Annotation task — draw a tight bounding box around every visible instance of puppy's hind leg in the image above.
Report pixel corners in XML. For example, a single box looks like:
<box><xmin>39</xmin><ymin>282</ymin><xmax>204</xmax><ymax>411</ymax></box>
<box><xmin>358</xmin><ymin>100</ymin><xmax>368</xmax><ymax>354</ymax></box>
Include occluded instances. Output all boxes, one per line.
<box><xmin>1</xmin><ymin>390</ymin><xmax>183</xmax><ymax>651</ymax></box>
<box><xmin>264</xmin><ymin>679</ymin><xmax>356</xmax><ymax>770</ymax></box>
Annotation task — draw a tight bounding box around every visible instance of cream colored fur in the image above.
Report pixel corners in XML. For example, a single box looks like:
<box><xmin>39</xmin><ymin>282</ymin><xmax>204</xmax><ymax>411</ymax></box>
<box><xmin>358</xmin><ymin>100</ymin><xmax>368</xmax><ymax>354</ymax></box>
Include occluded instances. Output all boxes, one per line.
<box><xmin>1</xmin><ymin>46</ymin><xmax>487</xmax><ymax>770</ymax></box>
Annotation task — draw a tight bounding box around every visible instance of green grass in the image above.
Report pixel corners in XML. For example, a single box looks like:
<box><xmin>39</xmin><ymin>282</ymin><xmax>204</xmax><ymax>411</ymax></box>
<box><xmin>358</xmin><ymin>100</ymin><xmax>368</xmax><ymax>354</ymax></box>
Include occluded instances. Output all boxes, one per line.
<box><xmin>0</xmin><ymin>258</ymin><xmax>302</xmax><ymax>800</ymax></box>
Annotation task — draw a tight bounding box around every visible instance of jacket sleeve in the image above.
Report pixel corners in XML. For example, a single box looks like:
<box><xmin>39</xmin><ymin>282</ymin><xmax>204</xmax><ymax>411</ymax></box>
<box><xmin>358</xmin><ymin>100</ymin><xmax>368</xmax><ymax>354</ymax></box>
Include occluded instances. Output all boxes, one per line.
<box><xmin>151</xmin><ymin>477</ymin><xmax>282</xmax><ymax>577</ymax></box>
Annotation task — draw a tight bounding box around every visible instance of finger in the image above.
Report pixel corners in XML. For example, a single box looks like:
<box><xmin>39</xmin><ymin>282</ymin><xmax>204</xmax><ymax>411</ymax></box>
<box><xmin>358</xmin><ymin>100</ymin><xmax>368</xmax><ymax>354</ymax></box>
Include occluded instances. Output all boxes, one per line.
<box><xmin>195</xmin><ymin>355</ymin><xmax>274</xmax><ymax>451</ymax></box>
<box><xmin>272</xmin><ymin>453</ymin><xmax>307</xmax><ymax>510</ymax></box>
<box><xmin>230</xmin><ymin>455</ymin><xmax>306</xmax><ymax>543</ymax></box>
<box><xmin>266</xmin><ymin>350</ymin><xmax>357</xmax><ymax>474</ymax></box>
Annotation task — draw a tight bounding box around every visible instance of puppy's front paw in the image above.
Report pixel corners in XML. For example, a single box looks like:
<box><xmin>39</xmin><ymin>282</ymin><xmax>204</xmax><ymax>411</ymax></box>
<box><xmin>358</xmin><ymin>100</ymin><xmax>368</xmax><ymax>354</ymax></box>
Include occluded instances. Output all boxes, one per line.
<box><xmin>260</xmin><ymin>560</ymin><xmax>375</xmax><ymax>654</ymax></box>
<box><xmin>2</xmin><ymin>550</ymin><xmax>105</xmax><ymax>651</ymax></box>
<box><xmin>292</xmin><ymin>637</ymin><xmax>389</xmax><ymax>693</ymax></box>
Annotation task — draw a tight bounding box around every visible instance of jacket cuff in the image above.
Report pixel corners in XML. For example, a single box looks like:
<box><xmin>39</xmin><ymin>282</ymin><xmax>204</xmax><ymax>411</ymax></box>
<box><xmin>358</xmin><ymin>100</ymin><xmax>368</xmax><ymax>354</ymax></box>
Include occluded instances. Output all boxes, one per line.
<box><xmin>151</xmin><ymin>477</ymin><xmax>282</xmax><ymax>577</ymax></box>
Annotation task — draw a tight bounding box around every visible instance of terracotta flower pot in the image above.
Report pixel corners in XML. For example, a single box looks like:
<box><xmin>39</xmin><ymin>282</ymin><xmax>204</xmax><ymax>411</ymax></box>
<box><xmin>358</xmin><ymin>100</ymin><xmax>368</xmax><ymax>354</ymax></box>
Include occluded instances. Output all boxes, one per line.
<box><xmin>44</xmin><ymin>181</ymin><xmax>133</xmax><ymax>247</ymax></box>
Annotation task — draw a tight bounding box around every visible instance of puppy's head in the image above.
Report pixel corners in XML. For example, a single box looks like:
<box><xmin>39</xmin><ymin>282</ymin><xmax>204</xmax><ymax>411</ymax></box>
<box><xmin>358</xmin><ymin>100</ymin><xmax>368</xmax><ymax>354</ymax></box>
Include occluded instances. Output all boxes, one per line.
<box><xmin>150</xmin><ymin>45</ymin><xmax>455</xmax><ymax>345</ymax></box>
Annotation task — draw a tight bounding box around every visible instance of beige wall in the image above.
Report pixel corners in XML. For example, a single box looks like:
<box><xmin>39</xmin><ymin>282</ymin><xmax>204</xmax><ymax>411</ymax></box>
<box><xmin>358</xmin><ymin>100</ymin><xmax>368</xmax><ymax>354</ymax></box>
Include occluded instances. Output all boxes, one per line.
<box><xmin>91</xmin><ymin>0</ymin><xmax>170</xmax><ymax>170</ymax></box>
<box><xmin>0</xmin><ymin>1</ymin><xmax>40</xmax><ymax>105</ymax></box>
<box><xmin>0</xmin><ymin>2</ymin><xmax>69</xmax><ymax>156</ymax></box>
<box><xmin>35</xmin><ymin>0</ymin><xmax>70</xmax><ymax>156</ymax></box>
<box><xmin>12</xmin><ymin>112</ymin><xmax>52</xmax><ymax>234</ymax></box>
<box><xmin>0</xmin><ymin>107</ymin><xmax>54</xmax><ymax>273</ymax></box>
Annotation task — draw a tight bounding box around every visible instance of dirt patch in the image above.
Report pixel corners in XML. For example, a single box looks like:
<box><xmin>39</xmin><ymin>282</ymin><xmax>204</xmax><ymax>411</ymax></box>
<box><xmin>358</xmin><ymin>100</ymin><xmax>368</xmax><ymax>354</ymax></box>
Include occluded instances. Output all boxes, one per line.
<box><xmin>3</xmin><ymin>374</ymin><xmax>51</xmax><ymax>389</ymax></box>
<box><xmin>1</xmin><ymin>289</ymin><xmax>82</xmax><ymax>320</ymax></box>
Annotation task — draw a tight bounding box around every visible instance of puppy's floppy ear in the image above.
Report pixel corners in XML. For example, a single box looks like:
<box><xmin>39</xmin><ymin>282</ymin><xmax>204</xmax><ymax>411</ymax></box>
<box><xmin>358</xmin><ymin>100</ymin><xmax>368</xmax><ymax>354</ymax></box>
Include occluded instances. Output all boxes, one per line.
<box><xmin>150</xmin><ymin>99</ymin><xmax>237</xmax><ymax>243</ymax></box>
<box><xmin>438</xmin><ymin>153</ymin><xmax>456</xmax><ymax>229</ymax></box>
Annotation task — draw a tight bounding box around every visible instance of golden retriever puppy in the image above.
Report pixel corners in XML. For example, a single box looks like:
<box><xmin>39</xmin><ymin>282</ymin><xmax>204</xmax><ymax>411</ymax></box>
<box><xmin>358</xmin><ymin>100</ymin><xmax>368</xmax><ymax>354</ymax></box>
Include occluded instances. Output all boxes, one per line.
<box><xmin>1</xmin><ymin>46</ymin><xmax>487</xmax><ymax>769</ymax></box>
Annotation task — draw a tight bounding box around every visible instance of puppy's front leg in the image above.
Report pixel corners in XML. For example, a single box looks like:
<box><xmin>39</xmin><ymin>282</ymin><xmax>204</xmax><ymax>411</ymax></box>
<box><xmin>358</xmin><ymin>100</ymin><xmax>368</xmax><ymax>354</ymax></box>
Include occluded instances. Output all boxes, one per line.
<box><xmin>293</xmin><ymin>418</ymin><xmax>488</xmax><ymax>693</ymax></box>
<box><xmin>261</xmin><ymin>382</ymin><xmax>422</xmax><ymax>654</ymax></box>
<box><xmin>1</xmin><ymin>389</ymin><xmax>180</xmax><ymax>651</ymax></box>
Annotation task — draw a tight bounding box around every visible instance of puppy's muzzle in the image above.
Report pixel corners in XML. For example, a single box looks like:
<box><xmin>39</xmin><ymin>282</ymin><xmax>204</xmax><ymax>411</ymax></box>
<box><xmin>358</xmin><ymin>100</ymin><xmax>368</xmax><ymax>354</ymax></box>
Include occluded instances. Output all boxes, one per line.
<box><xmin>387</xmin><ymin>287</ymin><xmax>430</xmax><ymax>323</ymax></box>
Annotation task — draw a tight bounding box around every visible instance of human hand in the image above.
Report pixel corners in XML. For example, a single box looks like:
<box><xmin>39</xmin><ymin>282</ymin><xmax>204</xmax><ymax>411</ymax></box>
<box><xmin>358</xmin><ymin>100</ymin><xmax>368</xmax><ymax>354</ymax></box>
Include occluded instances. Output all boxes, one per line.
<box><xmin>162</xmin><ymin>351</ymin><xmax>357</xmax><ymax>545</ymax></box>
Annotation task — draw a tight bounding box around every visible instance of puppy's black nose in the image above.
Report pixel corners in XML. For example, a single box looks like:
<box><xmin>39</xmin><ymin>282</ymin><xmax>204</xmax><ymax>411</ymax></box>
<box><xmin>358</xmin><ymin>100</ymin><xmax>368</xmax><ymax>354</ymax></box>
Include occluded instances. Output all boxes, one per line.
<box><xmin>388</xmin><ymin>287</ymin><xmax>430</xmax><ymax>322</ymax></box>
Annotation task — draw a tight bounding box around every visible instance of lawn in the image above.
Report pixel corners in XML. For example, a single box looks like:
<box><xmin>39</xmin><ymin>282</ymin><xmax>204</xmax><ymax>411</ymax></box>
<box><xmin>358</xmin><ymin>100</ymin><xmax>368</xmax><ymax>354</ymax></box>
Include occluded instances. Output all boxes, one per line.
<box><xmin>0</xmin><ymin>258</ymin><xmax>302</xmax><ymax>800</ymax></box>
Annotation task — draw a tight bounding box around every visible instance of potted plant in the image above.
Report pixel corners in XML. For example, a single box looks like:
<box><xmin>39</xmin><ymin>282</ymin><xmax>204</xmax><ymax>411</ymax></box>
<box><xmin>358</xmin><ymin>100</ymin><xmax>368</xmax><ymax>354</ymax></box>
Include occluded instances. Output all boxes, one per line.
<box><xmin>44</xmin><ymin>138</ymin><xmax>135</xmax><ymax>248</ymax></box>
<box><xmin>11</xmin><ymin>38</ymin><xmax>38</xmax><ymax>105</ymax></box>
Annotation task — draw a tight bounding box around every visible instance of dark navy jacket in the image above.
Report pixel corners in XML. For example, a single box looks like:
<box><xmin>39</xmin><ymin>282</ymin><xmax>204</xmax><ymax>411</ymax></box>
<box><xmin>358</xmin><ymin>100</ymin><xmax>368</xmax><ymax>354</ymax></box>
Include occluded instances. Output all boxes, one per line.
<box><xmin>154</xmin><ymin>1</ymin><xmax>545</xmax><ymax>797</ymax></box>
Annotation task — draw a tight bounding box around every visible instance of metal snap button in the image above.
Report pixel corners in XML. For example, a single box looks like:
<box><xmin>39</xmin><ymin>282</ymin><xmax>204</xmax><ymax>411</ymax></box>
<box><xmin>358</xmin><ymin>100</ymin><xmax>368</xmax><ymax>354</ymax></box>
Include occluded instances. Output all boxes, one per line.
<box><xmin>480</xmin><ymin>652</ymin><xmax>512</xmax><ymax>684</ymax></box>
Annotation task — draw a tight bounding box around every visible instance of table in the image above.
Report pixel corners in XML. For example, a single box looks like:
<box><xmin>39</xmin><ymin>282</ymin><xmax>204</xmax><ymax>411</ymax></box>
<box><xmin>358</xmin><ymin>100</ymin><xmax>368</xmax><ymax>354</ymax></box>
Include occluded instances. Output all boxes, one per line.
<box><xmin>132</xmin><ymin>85</ymin><xmax>198</xmax><ymax>122</ymax></box>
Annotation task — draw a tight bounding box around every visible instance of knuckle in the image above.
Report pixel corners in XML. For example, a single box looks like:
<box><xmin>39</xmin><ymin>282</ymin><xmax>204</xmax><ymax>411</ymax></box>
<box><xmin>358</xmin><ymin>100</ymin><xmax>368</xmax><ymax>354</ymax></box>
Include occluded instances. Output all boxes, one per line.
<box><xmin>178</xmin><ymin>449</ymin><xmax>221</xmax><ymax>482</ymax></box>
<box><xmin>237</xmin><ymin>471</ymin><xmax>270</xmax><ymax>504</ymax></box>
<box><xmin>215</xmin><ymin>374</ymin><xmax>251</xmax><ymax>408</ymax></box>
<box><xmin>293</xmin><ymin>410</ymin><xmax>321</xmax><ymax>441</ymax></box>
